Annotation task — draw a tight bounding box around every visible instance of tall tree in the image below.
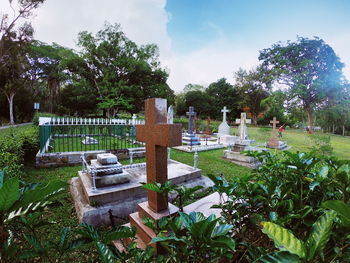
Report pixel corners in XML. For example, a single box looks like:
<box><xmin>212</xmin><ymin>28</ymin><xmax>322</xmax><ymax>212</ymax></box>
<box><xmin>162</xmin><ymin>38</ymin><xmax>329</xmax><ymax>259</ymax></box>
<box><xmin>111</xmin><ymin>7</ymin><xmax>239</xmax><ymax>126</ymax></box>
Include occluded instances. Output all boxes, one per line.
<box><xmin>206</xmin><ymin>78</ymin><xmax>239</xmax><ymax>120</ymax></box>
<box><xmin>259</xmin><ymin>36</ymin><xmax>345</xmax><ymax>132</ymax></box>
<box><xmin>0</xmin><ymin>0</ymin><xmax>45</xmax><ymax>124</ymax></box>
<box><xmin>234</xmin><ymin>67</ymin><xmax>272</xmax><ymax>125</ymax></box>
<box><xmin>70</xmin><ymin>23</ymin><xmax>173</xmax><ymax>117</ymax></box>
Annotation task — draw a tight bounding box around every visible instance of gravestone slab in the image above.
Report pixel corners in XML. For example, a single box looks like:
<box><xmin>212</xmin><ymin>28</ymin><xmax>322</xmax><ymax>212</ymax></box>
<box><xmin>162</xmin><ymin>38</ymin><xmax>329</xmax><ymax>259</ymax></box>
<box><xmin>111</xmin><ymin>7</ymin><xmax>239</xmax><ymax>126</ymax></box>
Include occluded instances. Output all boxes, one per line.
<box><xmin>82</xmin><ymin>136</ymin><xmax>99</xmax><ymax>145</ymax></box>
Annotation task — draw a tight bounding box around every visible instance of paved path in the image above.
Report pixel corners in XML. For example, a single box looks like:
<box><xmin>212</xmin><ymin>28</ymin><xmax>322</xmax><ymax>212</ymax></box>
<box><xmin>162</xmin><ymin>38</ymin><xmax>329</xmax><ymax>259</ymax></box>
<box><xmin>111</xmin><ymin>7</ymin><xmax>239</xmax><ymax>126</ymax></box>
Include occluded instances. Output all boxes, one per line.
<box><xmin>0</xmin><ymin>122</ymin><xmax>32</xmax><ymax>130</ymax></box>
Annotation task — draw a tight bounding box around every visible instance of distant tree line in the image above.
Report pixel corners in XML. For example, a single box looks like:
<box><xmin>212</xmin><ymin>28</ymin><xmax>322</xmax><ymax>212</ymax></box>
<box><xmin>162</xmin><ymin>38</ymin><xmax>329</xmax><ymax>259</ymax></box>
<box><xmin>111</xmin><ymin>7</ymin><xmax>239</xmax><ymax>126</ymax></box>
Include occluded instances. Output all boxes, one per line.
<box><xmin>1</xmin><ymin>1</ymin><xmax>349</xmax><ymax>135</ymax></box>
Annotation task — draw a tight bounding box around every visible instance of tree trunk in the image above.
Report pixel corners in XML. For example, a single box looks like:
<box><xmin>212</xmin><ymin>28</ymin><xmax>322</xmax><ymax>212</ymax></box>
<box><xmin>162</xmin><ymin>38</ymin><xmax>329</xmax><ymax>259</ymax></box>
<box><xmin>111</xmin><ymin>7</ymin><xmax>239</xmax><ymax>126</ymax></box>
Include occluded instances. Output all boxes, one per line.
<box><xmin>343</xmin><ymin>125</ymin><xmax>345</xmax><ymax>136</ymax></box>
<box><xmin>305</xmin><ymin>107</ymin><xmax>314</xmax><ymax>133</ymax></box>
<box><xmin>332</xmin><ymin>125</ymin><xmax>335</xmax><ymax>134</ymax></box>
<box><xmin>5</xmin><ymin>92</ymin><xmax>15</xmax><ymax>125</ymax></box>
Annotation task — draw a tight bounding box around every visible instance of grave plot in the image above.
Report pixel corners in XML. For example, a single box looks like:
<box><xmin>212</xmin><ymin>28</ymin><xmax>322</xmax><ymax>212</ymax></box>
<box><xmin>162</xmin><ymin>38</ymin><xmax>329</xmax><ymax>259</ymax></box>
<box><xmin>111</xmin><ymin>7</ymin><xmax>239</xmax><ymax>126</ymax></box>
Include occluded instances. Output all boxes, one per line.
<box><xmin>36</xmin><ymin>117</ymin><xmax>146</xmax><ymax>167</ymax></box>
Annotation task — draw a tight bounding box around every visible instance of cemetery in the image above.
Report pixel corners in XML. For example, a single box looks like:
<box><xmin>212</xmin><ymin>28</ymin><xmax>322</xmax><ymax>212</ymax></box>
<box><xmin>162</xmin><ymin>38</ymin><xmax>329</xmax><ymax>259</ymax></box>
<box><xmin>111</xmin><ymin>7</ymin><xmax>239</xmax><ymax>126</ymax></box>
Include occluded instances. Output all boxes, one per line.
<box><xmin>1</xmin><ymin>1</ymin><xmax>350</xmax><ymax>263</ymax></box>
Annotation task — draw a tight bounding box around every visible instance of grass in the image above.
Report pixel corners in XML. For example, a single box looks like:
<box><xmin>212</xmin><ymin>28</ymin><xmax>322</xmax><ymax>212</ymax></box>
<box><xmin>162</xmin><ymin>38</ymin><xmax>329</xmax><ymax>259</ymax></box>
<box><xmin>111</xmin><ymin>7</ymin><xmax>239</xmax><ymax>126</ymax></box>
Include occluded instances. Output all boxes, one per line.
<box><xmin>232</xmin><ymin>126</ymin><xmax>350</xmax><ymax>160</ymax></box>
<box><xmin>48</xmin><ymin>135</ymin><xmax>142</xmax><ymax>152</ymax></box>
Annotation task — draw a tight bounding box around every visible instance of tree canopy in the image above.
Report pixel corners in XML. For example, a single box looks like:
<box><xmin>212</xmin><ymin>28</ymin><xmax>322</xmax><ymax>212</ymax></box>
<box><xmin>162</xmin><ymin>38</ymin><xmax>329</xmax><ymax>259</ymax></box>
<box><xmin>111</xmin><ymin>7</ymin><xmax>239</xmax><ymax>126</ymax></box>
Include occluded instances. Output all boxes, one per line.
<box><xmin>259</xmin><ymin>36</ymin><xmax>345</xmax><ymax>131</ymax></box>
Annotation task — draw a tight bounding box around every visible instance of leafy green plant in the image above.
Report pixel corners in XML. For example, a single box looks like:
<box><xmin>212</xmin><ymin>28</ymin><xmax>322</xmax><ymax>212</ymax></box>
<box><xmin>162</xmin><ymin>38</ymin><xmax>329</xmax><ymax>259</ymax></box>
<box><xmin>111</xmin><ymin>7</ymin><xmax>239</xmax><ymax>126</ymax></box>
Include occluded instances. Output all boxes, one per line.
<box><xmin>151</xmin><ymin>211</ymin><xmax>235</xmax><ymax>263</ymax></box>
<box><xmin>0</xmin><ymin>174</ymin><xmax>66</xmax><ymax>259</ymax></box>
<box><xmin>258</xmin><ymin>210</ymin><xmax>336</xmax><ymax>262</ymax></box>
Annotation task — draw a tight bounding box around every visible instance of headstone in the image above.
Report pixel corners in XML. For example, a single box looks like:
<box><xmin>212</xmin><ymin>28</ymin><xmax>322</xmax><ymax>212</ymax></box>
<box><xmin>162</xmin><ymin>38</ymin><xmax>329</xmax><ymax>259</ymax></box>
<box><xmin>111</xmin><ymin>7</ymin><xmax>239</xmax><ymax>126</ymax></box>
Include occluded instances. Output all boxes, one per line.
<box><xmin>186</xmin><ymin>106</ymin><xmax>196</xmax><ymax>135</ymax></box>
<box><xmin>204</xmin><ymin>116</ymin><xmax>212</xmax><ymax>135</ymax></box>
<box><xmin>89</xmin><ymin>153</ymin><xmax>130</xmax><ymax>188</ymax></box>
<box><xmin>135</xmin><ymin>98</ymin><xmax>182</xmax><ymax>212</ymax></box>
<box><xmin>266</xmin><ymin>117</ymin><xmax>288</xmax><ymax>150</ymax></box>
<box><xmin>167</xmin><ymin>105</ymin><xmax>174</xmax><ymax>124</ymax></box>
<box><xmin>234</xmin><ymin>112</ymin><xmax>253</xmax><ymax>147</ymax></box>
<box><xmin>182</xmin><ymin>106</ymin><xmax>200</xmax><ymax>146</ymax></box>
<box><xmin>223</xmin><ymin>112</ymin><xmax>260</xmax><ymax>168</ymax></box>
<box><xmin>218</xmin><ymin>106</ymin><xmax>230</xmax><ymax>135</ymax></box>
<box><xmin>82</xmin><ymin>136</ymin><xmax>99</xmax><ymax>145</ymax></box>
<box><xmin>97</xmin><ymin>153</ymin><xmax>118</xmax><ymax>165</ymax></box>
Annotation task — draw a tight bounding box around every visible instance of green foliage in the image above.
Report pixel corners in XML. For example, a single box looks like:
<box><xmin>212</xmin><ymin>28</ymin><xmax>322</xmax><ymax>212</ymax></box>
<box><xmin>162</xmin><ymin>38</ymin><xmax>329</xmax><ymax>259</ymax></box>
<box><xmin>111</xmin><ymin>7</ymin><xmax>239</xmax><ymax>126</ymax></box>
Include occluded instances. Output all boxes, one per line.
<box><xmin>260</xmin><ymin>211</ymin><xmax>336</xmax><ymax>262</ymax></box>
<box><xmin>151</xmin><ymin>211</ymin><xmax>235</xmax><ymax>262</ymax></box>
<box><xmin>307</xmin><ymin>133</ymin><xmax>333</xmax><ymax>157</ymax></box>
<box><xmin>0</xmin><ymin>125</ymin><xmax>39</xmax><ymax>178</ymax></box>
<box><xmin>259</xmin><ymin>36</ymin><xmax>345</xmax><ymax>130</ymax></box>
<box><xmin>322</xmin><ymin>200</ymin><xmax>350</xmax><ymax>227</ymax></box>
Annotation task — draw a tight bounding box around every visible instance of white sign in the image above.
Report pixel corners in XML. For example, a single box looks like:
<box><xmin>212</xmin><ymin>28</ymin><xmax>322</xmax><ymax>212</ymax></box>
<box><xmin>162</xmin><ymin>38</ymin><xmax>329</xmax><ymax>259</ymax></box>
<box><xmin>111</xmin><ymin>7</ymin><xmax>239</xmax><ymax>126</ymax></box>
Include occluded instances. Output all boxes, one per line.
<box><xmin>34</xmin><ymin>103</ymin><xmax>40</xmax><ymax>110</ymax></box>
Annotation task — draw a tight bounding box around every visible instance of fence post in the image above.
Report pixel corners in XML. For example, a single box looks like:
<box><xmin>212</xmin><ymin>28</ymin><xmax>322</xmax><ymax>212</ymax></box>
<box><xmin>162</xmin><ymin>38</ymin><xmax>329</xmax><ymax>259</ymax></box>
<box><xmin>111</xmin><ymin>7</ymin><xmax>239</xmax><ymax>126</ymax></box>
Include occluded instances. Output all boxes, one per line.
<box><xmin>194</xmin><ymin>150</ymin><xmax>198</xmax><ymax>168</ymax></box>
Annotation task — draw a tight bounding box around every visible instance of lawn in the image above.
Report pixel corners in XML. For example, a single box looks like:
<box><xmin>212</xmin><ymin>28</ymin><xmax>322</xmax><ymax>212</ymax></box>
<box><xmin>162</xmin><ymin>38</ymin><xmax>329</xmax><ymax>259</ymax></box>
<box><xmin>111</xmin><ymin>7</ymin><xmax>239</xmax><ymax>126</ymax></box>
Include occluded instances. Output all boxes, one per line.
<box><xmin>232</xmin><ymin>126</ymin><xmax>350</xmax><ymax>160</ymax></box>
<box><xmin>48</xmin><ymin>135</ymin><xmax>142</xmax><ymax>153</ymax></box>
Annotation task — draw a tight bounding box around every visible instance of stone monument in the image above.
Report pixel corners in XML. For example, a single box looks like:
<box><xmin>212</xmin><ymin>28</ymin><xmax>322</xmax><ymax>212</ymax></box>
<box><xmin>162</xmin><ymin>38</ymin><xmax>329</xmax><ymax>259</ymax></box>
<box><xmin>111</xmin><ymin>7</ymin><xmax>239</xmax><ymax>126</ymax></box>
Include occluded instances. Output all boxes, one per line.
<box><xmin>204</xmin><ymin>116</ymin><xmax>212</xmax><ymax>135</ymax></box>
<box><xmin>266</xmin><ymin>117</ymin><xmax>288</xmax><ymax>150</ymax></box>
<box><xmin>89</xmin><ymin>153</ymin><xmax>130</xmax><ymax>188</ymax></box>
<box><xmin>182</xmin><ymin>106</ymin><xmax>200</xmax><ymax>146</ymax></box>
<box><xmin>217</xmin><ymin>106</ymin><xmax>237</xmax><ymax>146</ymax></box>
<box><xmin>82</xmin><ymin>136</ymin><xmax>99</xmax><ymax>145</ymax></box>
<box><xmin>224</xmin><ymin>112</ymin><xmax>260</xmax><ymax>168</ymax></box>
<box><xmin>218</xmin><ymin>106</ymin><xmax>230</xmax><ymax>135</ymax></box>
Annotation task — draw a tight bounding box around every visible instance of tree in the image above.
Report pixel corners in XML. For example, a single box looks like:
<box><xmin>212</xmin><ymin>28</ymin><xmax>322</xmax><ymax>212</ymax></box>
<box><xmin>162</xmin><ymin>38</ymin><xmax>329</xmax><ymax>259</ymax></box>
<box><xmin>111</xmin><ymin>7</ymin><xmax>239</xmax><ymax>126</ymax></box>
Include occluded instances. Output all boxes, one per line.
<box><xmin>70</xmin><ymin>23</ymin><xmax>173</xmax><ymax>117</ymax></box>
<box><xmin>259</xmin><ymin>36</ymin><xmax>345</xmax><ymax>132</ymax></box>
<box><xmin>206</xmin><ymin>78</ymin><xmax>239</xmax><ymax>120</ymax></box>
<box><xmin>0</xmin><ymin>0</ymin><xmax>45</xmax><ymax>124</ymax></box>
<box><xmin>29</xmin><ymin>41</ymin><xmax>73</xmax><ymax>113</ymax></box>
<box><xmin>261</xmin><ymin>90</ymin><xmax>288</xmax><ymax>125</ymax></box>
<box><xmin>234</xmin><ymin>67</ymin><xmax>272</xmax><ymax>125</ymax></box>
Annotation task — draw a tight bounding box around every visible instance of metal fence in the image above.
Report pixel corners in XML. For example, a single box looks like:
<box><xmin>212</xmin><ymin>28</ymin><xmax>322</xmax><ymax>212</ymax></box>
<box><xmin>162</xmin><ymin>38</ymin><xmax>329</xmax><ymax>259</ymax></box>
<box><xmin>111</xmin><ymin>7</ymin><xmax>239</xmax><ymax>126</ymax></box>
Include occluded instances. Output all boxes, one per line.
<box><xmin>39</xmin><ymin>117</ymin><xmax>145</xmax><ymax>154</ymax></box>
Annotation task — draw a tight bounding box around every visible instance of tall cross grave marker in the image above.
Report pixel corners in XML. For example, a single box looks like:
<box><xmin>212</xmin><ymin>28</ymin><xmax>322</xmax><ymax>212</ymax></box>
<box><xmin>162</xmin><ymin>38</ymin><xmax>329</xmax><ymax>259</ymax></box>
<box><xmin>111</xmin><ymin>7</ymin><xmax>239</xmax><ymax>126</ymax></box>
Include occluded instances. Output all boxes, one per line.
<box><xmin>136</xmin><ymin>98</ymin><xmax>182</xmax><ymax>212</ymax></box>
<box><xmin>186</xmin><ymin>106</ymin><xmax>196</xmax><ymax>135</ymax></box>
<box><xmin>235</xmin><ymin>113</ymin><xmax>251</xmax><ymax>140</ymax></box>
<box><xmin>267</xmin><ymin>117</ymin><xmax>280</xmax><ymax>148</ymax></box>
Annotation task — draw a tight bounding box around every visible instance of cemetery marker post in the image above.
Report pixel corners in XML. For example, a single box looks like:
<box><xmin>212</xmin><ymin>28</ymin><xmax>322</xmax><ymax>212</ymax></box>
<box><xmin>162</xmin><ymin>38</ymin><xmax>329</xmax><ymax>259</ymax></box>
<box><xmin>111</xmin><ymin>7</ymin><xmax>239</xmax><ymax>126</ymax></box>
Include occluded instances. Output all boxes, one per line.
<box><xmin>267</xmin><ymin>117</ymin><xmax>280</xmax><ymax>148</ymax></box>
<box><xmin>136</xmin><ymin>98</ymin><xmax>182</xmax><ymax>212</ymax></box>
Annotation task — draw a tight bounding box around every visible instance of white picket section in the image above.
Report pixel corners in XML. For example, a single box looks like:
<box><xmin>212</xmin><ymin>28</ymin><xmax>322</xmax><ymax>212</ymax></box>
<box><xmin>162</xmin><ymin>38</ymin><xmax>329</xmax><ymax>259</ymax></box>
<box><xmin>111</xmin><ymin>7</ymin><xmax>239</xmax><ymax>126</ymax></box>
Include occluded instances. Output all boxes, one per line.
<box><xmin>39</xmin><ymin>116</ymin><xmax>144</xmax><ymax>126</ymax></box>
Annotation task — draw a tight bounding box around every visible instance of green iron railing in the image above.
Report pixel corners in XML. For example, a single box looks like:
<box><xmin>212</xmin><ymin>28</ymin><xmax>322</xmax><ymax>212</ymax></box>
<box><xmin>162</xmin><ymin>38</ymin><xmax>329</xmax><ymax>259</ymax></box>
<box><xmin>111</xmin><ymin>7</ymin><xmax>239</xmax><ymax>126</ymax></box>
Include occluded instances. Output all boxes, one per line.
<box><xmin>39</xmin><ymin>117</ymin><xmax>143</xmax><ymax>154</ymax></box>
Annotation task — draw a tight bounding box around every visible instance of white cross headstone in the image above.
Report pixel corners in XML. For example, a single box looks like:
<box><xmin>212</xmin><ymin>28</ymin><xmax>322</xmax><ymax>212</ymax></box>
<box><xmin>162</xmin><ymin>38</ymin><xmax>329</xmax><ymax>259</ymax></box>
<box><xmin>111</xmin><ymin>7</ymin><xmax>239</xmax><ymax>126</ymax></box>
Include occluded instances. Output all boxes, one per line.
<box><xmin>218</xmin><ymin>106</ymin><xmax>230</xmax><ymax>135</ymax></box>
<box><xmin>167</xmin><ymin>105</ymin><xmax>174</xmax><ymax>124</ymax></box>
<box><xmin>235</xmin><ymin>113</ymin><xmax>251</xmax><ymax>140</ymax></box>
<box><xmin>132</xmin><ymin>114</ymin><xmax>137</xmax><ymax>125</ymax></box>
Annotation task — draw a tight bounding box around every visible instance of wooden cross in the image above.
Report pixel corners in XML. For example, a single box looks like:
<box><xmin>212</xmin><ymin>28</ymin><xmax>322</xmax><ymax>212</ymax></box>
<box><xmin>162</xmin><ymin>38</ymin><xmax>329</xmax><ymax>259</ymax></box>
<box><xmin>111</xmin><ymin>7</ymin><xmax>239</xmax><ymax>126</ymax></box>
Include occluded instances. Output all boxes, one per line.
<box><xmin>136</xmin><ymin>98</ymin><xmax>182</xmax><ymax>212</ymax></box>
<box><xmin>186</xmin><ymin>106</ymin><xmax>197</xmax><ymax>134</ymax></box>
<box><xmin>270</xmin><ymin>117</ymin><xmax>280</xmax><ymax>138</ymax></box>
<box><xmin>235</xmin><ymin>113</ymin><xmax>251</xmax><ymax>140</ymax></box>
<box><xmin>221</xmin><ymin>106</ymin><xmax>230</xmax><ymax>123</ymax></box>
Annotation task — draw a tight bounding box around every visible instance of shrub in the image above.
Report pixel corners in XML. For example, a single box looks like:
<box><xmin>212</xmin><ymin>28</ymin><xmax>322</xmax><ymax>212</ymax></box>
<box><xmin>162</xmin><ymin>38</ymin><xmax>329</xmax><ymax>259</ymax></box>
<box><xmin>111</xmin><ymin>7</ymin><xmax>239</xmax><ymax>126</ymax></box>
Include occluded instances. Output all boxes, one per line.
<box><xmin>0</xmin><ymin>126</ymin><xmax>39</xmax><ymax>177</ymax></box>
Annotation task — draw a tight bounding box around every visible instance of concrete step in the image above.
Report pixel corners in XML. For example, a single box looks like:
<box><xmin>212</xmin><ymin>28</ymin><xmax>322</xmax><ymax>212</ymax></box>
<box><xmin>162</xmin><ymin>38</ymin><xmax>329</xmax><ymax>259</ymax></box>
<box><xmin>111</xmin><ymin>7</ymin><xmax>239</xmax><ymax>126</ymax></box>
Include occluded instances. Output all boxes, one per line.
<box><xmin>129</xmin><ymin>212</ymin><xmax>156</xmax><ymax>245</ymax></box>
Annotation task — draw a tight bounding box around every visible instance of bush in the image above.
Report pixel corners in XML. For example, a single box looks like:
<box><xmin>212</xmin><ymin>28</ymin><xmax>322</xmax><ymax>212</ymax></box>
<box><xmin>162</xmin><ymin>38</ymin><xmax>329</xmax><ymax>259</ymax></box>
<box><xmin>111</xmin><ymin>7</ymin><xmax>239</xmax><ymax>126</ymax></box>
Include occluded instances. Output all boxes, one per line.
<box><xmin>0</xmin><ymin>125</ymin><xmax>39</xmax><ymax>177</ymax></box>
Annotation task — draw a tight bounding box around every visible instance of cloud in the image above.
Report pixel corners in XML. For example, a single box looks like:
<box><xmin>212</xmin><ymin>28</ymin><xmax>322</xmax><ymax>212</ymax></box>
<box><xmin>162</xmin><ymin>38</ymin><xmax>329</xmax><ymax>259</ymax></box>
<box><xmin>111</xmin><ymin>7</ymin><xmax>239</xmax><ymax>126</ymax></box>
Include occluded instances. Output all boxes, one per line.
<box><xmin>164</xmin><ymin>41</ymin><xmax>260</xmax><ymax>92</ymax></box>
<box><xmin>1</xmin><ymin>0</ymin><xmax>349</xmax><ymax>94</ymax></box>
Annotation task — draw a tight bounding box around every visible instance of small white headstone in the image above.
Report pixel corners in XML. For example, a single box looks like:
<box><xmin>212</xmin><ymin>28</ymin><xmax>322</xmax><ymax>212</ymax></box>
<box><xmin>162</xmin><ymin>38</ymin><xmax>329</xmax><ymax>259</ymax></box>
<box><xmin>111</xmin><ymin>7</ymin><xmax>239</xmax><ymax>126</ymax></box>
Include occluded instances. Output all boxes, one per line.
<box><xmin>97</xmin><ymin>153</ymin><xmax>118</xmax><ymax>165</ymax></box>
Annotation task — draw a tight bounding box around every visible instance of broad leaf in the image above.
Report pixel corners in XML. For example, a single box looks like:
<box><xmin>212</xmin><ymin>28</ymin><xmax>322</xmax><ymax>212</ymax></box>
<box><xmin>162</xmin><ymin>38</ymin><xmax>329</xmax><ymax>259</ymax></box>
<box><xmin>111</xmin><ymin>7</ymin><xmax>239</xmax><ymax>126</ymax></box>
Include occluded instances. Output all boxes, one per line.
<box><xmin>103</xmin><ymin>226</ymin><xmax>136</xmax><ymax>242</ymax></box>
<box><xmin>96</xmin><ymin>241</ymin><xmax>116</xmax><ymax>263</ymax></box>
<box><xmin>261</xmin><ymin>221</ymin><xmax>305</xmax><ymax>258</ymax></box>
<box><xmin>322</xmin><ymin>200</ymin><xmax>350</xmax><ymax>227</ymax></box>
<box><xmin>11</xmin><ymin>180</ymin><xmax>66</xmax><ymax>212</ymax></box>
<box><xmin>211</xmin><ymin>224</ymin><xmax>233</xmax><ymax>237</ymax></box>
<box><xmin>150</xmin><ymin>235</ymin><xmax>186</xmax><ymax>244</ymax></box>
<box><xmin>0</xmin><ymin>178</ymin><xmax>19</xmax><ymax>212</ymax></box>
<box><xmin>211</xmin><ymin>236</ymin><xmax>235</xmax><ymax>250</ymax></box>
<box><xmin>254</xmin><ymin>251</ymin><xmax>302</xmax><ymax>263</ymax></box>
<box><xmin>305</xmin><ymin>210</ymin><xmax>336</xmax><ymax>260</ymax></box>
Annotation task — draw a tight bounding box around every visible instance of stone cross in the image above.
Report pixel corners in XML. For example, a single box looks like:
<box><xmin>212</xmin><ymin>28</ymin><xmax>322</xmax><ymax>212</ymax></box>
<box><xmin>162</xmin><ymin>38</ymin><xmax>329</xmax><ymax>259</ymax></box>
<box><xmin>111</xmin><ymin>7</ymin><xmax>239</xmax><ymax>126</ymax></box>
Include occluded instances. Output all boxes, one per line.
<box><xmin>221</xmin><ymin>106</ymin><xmax>230</xmax><ymax>123</ymax></box>
<box><xmin>270</xmin><ymin>117</ymin><xmax>279</xmax><ymax>138</ymax></box>
<box><xmin>186</xmin><ymin>106</ymin><xmax>197</xmax><ymax>134</ymax></box>
<box><xmin>267</xmin><ymin>117</ymin><xmax>280</xmax><ymax>147</ymax></box>
<box><xmin>235</xmin><ymin>112</ymin><xmax>251</xmax><ymax>140</ymax></box>
<box><xmin>136</xmin><ymin>98</ymin><xmax>182</xmax><ymax>212</ymax></box>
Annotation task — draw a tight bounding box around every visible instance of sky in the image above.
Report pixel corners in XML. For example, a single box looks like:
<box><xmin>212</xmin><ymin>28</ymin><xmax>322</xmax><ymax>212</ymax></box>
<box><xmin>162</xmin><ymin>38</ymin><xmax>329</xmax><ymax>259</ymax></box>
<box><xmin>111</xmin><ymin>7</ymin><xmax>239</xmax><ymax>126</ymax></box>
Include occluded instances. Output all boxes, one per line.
<box><xmin>1</xmin><ymin>0</ymin><xmax>350</xmax><ymax>92</ymax></box>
